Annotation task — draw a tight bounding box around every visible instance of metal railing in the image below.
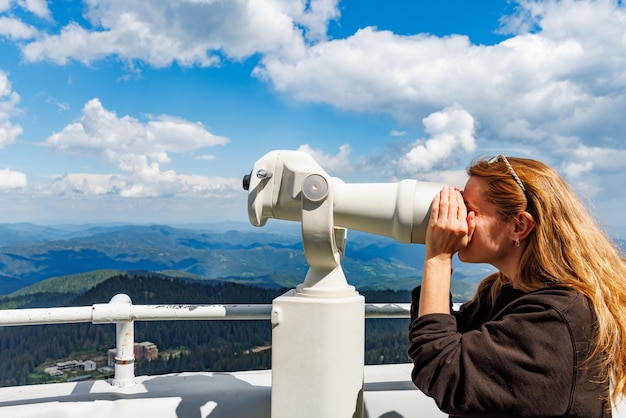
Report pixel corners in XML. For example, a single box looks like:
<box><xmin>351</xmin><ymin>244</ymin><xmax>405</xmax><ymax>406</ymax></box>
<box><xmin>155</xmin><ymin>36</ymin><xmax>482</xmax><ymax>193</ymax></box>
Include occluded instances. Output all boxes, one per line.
<box><xmin>0</xmin><ymin>294</ymin><xmax>413</xmax><ymax>386</ymax></box>
<box><xmin>0</xmin><ymin>298</ymin><xmax>412</xmax><ymax>326</ymax></box>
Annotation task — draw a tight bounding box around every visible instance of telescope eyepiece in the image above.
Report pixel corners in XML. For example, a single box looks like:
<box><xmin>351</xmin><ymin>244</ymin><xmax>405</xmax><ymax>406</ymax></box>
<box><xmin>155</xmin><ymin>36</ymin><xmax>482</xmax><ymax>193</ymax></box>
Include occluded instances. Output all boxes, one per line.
<box><xmin>242</xmin><ymin>172</ymin><xmax>251</xmax><ymax>191</ymax></box>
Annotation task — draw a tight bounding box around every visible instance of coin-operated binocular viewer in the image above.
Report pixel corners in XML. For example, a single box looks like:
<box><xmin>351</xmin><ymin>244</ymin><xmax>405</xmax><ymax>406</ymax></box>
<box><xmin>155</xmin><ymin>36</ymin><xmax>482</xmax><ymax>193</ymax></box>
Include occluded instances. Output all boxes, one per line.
<box><xmin>242</xmin><ymin>150</ymin><xmax>444</xmax><ymax>418</ymax></box>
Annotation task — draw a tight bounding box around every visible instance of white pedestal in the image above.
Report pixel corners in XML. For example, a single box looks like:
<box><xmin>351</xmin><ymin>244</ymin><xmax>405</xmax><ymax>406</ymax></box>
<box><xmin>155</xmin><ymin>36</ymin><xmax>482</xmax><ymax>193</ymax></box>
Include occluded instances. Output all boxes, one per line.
<box><xmin>271</xmin><ymin>289</ymin><xmax>365</xmax><ymax>418</ymax></box>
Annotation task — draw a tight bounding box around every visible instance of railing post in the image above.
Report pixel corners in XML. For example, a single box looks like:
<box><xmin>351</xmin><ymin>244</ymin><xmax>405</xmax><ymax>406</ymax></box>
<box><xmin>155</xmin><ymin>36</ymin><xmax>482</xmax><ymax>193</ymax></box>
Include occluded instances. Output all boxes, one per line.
<box><xmin>109</xmin><ymin>294</ymin><xmax>135</xmax><ymax>387</ymax></box>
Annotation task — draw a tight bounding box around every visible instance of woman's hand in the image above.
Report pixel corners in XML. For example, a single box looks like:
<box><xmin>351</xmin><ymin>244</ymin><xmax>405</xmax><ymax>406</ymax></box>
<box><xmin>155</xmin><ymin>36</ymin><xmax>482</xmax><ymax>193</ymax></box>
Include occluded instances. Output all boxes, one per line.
<box><xmin>418</xmin><ymin>186</ymin><xmax>472</xmax><ymax>317</ymax></box>
<box><xmin>425</xmin><ymin>186</ymin><xmax>472</xmax><ymax>261</ymax></box>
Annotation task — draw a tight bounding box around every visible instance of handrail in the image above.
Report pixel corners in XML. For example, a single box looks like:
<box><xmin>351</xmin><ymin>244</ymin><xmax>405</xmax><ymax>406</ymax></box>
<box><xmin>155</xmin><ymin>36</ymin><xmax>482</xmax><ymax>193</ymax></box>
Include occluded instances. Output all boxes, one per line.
<box><xmin>0</xmin><ymin>301</ymin><xmax>413</xmax><ymax>327</ymax></box>
<box><xmin>0</xmin><ymin>301</ymin><xmax>467</xmax><ymax>326</ymax></box>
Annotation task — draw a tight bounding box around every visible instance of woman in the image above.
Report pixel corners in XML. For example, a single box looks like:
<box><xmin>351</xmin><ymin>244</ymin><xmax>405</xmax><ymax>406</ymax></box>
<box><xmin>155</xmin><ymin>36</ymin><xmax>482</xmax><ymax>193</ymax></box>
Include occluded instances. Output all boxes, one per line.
<box><xmin>408</xmin><ymin>154</ymin><xmax>626</xmax><ymax>417</ymax></box>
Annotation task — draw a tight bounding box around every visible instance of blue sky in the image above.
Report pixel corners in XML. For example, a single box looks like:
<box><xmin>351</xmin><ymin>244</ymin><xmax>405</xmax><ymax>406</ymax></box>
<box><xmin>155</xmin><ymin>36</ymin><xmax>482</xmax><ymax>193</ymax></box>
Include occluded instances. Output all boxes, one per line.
<box><xmin>0</xmin><ymin>0</ymin><xmax>625</xmax><ymax>238</ymax></box>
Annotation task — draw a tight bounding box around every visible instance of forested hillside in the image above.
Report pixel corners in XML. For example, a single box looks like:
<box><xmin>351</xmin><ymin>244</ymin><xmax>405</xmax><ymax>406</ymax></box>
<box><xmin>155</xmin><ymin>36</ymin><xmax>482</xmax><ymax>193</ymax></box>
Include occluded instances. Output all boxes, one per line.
<box><xmin>0</xmin><ymin>273</ymin><xmax>411</xmax><ymax>387</ymax></box>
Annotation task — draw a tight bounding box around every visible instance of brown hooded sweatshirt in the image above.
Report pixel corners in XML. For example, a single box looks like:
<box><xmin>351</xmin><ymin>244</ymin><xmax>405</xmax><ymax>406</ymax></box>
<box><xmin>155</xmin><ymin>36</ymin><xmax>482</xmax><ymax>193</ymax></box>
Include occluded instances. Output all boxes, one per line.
<box><xmin>408</xmin><ymin>284</ymin><xmax>611</xmax><ymax>417</ymax></box>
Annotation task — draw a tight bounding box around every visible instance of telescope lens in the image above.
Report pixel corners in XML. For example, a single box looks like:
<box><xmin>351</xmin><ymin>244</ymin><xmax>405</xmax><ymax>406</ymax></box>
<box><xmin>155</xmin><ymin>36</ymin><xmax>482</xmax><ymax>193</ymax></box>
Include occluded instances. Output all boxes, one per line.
<box><xmin>242</xmin><ymin>172</ymin><xmax>251</xmax><ymax>190</ymax></box>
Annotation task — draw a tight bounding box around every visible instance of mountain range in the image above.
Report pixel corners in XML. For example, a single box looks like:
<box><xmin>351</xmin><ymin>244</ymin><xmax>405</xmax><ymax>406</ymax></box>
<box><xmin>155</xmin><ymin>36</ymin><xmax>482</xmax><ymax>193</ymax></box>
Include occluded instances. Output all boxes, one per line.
<box><xmin>2</xmin><ymin>221</ymin><xmax>621</xmax><ymax>303</ymax></box>
<box><xmin>0</xmin><ymin>222</ymin><xmax>491</xmax><ymax>301</ymax></box>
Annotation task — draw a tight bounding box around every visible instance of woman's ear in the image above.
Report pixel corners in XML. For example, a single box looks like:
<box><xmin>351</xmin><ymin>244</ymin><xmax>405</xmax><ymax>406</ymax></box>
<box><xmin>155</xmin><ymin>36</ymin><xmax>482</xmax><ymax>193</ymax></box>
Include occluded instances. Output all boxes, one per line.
<box><xmin>513</xmin><ymin>211</ymin><xmax>536</xmax><ymax>241</ymax></box>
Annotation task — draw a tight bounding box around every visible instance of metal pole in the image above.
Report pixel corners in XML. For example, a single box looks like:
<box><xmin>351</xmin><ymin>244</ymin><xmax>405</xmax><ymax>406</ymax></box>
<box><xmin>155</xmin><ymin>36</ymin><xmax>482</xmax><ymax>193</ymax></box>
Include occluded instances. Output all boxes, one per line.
<box><xmin>108</xmin><ymin>294</ymin><xmax>135</xmax><ymax>387</ymax></box>
<box><xmin>0</xmin><ymin>306</ymin><xmax>93</xmax><ymax>326</ymax></box>
<box><xmin>0</xmin><ymin>302</ymin><xmax>416</xmax><ymax>327</ymax></box>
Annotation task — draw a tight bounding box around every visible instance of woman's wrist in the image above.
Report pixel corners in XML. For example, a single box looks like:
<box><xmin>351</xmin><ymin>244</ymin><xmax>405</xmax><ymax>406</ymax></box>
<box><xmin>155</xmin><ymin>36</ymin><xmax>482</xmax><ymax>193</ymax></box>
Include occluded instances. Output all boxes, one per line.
<box><xmin>419</xmin><ymin>257</ymin><xmax>453</xmax><ymax>316</ymax></box>
<box><xmin>424</xmin><ymin>255</ymin><xmax>453</xmax><ymax>277</ymax></box>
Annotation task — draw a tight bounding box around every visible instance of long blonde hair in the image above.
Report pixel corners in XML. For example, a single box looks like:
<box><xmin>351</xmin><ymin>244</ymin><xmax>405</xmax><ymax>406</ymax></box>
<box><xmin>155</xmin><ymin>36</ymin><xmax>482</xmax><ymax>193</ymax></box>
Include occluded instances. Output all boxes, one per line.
<box><xmin>467</xmin><ymin>155</ymin><xmax>626</xmax><ymax>403</ymax></box>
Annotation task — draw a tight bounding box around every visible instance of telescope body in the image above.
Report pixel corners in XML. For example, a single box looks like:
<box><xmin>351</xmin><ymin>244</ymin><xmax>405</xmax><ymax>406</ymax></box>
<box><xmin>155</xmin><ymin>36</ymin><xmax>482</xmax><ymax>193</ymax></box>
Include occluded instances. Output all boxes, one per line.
<box><xmin>242</xmin><ymin>150</ymin><xmax>448</xmax><ymax>417</ymax></box>
<box><xmin>245</xmin><ymin>150</ymin><xmax>445</xmax><ymax>244</ymax></box>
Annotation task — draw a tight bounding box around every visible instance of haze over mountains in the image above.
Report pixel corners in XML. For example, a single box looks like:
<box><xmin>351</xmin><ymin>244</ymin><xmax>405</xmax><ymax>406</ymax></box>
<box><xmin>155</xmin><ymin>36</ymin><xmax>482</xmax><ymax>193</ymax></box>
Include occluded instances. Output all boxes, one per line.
<box><xmin>1</xmin><ymin>222</ymin><xmax>623</xmax><ymax>302</ymax></box>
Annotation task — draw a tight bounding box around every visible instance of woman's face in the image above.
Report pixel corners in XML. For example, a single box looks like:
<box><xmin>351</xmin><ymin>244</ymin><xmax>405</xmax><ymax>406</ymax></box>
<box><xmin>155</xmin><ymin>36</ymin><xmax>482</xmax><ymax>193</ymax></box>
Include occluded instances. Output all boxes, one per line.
<box><xmin>458</xmin><ymin>176</ymin><xmax>513</xmax><ymax>268</ymax></box>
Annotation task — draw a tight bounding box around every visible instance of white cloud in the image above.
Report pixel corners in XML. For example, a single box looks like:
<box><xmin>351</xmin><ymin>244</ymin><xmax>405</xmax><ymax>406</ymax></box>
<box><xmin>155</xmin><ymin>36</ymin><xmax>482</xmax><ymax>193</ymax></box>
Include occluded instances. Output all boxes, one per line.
<box><xmin>0</xmin><ymin>167</ymin><xmax>27</xmax><ymax>189</ymax></box>
<box><xmin>2</xmin><ymin>0</ymin><xmax>625</xmax><ymax>228</ymax></box>
<box><xmin>390</xmin><ymin>130</ymin><xmax>407</xmax><ymax>137</ymax></box>
<box><xmin>46</xmin><ymin>98</ymin><xmax>228</xmax><ymax>158</ymax></box>
<box><xmin>562</xmin><ymin>161</ymin><xmax>593</xmax><ymax>179</ymax></box>
<box><xmin>255</xmin><ymin>1</ymin><xmax>626</xmax><ymax>163</ymax></box>
<box><xmin>40</xmin><ymin>173</ymin><xmax>125</xmax><ymax>196</ymax></box>
<box><xmin>44</xmin><ymin>98</ymin><xmax>231</xmax><ymax>197</ymax></box>
<box><xmin>18</xmin><ymin>0</ymin><xmax>340</xmax><ymax>66</ymax></box>
<box><xmin>251</xmin><ymin>0</ymin><xmax>626</xmax><ymax>224</ymax></box>
<box><xmin>44</xmin><ymin>95</ymin><xmax>70</xmax><ymax>113</ymax></box>
<box><xmin>0</xmin><ymin>0</ymin><xmax>49</xmax><ymax>18</ymax></box>
<box><xmin>0</xmin><ymin>71</ymin><xmax>22</xmax><ymax>148</ymax></box>
<box><xmin>566</xmin><ymin>144</ymin><xmax>626</xmax><ymax>173</ymax></box>
<box><xmin>438</xmin><ymin>170</ymin><xmax>469</xmax><ymax>189</ymax></box>
<box><xmin>499</xmin><ymin>0</ymin><xmax>622</xmax><ymax>43</ymax></box>
<box><xmin>256</xmin><ymin>28</ymin><xmax>473</xmax><ymax>114</ymax></box>
<box><xmin>10</xmin><ymin>0</ymin><xmax>625</xmax><ymax>167</ymax></box>
<box><xmin>0</xmin><ymin>16</ymin><xmax>38</xmax><ymax>39</ymax></box>
<box><xmin>295</xmin><ymin>0</ymin><xmax>340</xmax><ymax>42</ymax></box>
<box><xmin>41</xmin><ymin>171</ymin><xmax>242</xmax><ymax>200</ymax></box>
<box><xmin>556</xmin><ymin>143</ymin><xmax>626</xmax><ymax>199</ymax></box>
<box><xmin>398</xmin><ymin>105</ymin><xmax>476</xmax><ymax>174</ymax></box>
<box><xmin>4</xmin><ymin>1</ymin><xmax>626</xmax><ymax>157</ymax></box>
<box><xmin>297</xmin><ymin>143</ymin><xmax>351</xmax><ymax>174</ymax></box>
<box><xmin>0</xmin><ymin>72</ymin><xmax>27</xmax><ymax>191</ymax></box>
<box><xmin>17</xmin><ymin>0</ymin><xmax>51</xmax><ymax>19</ymax></box>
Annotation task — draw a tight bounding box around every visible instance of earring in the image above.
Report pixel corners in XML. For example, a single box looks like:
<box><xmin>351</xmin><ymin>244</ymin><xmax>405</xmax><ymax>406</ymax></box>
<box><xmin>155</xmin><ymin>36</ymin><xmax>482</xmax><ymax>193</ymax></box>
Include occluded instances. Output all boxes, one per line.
<box><xmin>515</xmin><ymin>238</ymin><xmax>520</xmax><ymax>247</ymax></box>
